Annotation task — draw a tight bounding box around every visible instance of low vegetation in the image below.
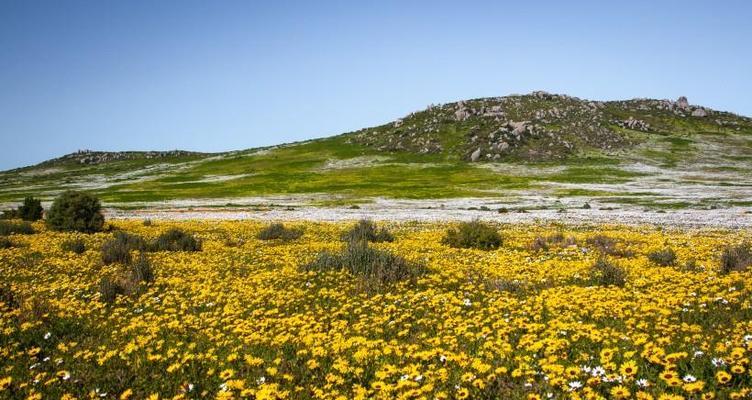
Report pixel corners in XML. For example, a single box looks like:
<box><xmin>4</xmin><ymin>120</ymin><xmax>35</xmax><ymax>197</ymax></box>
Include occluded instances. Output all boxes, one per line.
<box><xmin>99</xmin><ymin>253</ymin><xmax>155</xmax><ymax>303</ymax></box>
<box><xmin>340</xmin><ymin>219</ymin><xmax>393</xmax><ymax>243</ymax></box>
<box><xmin>647</xmin><ymin>247</ymin><xmax>677</xmax><ymax>266</ymax></box>
<box><xmin>303</xmin><ymin>240</ymin><xmax>424</xmax><ymax>292</ymax></box>
<box><xmin>589</xmin><ymin>257</ymin><xmax>627</xmax><ymax>287</ymax></box>
<box><xmin>0</xmin><ymin>220</ymin><xmax>34</xmax><ymax>235</ymax></box>
<box><xmin>720</xmin><ymin>242</ymin><xmax>752</xmax><ymax>274</ymax></box>
<box><xmin>45</xmin><ymin>191</ymin><xmax>105</xmax><ymax>233</ymax></box>
<box><xmin>441</xmin><ymin>220</ymin><xmax>502</xmax><ymax>250</ymax></box>
<box><xmin>256</xmin><ymin>223</ymin><xmax>303</xmax><ymax>241</ymax></box>
<box><xmin>149</xmin><ymin>228</ymin><xmax>201</xmax><ymax>252</ymax></box>
<box><xmin>61</xmin><ymin>238</ymin><xmax>86</xmax><ymax>254</ymax></box>
<box><xmin>0</xmin><ymin>237</ymin><xmax>14</xmax><ymax>249</ymax></box>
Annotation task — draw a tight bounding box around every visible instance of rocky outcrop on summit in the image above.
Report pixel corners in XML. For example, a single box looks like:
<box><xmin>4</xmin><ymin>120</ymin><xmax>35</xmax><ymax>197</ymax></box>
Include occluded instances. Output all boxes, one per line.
<box><xmin>40</xmin><ymin>150</ymin><xmax>204</xmax><ymax>166</ymax></box>
<box><xmin>346</xmin><ymin>91</ymin><xmax>748</xmax><ymax>162</ymax></box>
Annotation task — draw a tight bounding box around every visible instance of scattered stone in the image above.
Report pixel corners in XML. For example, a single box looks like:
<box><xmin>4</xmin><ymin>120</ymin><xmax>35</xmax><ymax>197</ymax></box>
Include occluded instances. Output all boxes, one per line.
<box><xmin>470</xmin><ymin>148</ymin><xmax>481</xmax><ymax>162</ymax></box>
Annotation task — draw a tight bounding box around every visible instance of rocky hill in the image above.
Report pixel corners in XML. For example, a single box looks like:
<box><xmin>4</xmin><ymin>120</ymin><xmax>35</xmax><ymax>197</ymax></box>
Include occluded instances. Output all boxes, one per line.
<box><xmin>347</xmin><ymin>91</ymin><xmax>751</xmax><ymax>162</ymax></box>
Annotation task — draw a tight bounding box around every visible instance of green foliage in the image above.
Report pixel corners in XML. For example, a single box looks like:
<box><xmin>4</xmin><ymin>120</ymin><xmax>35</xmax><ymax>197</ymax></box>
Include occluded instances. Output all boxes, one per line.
<box><xmin>441</xmin><ymin>220</ymin><xmax>502</xmax><ymax>250</ymax></box>
<box><xmin>149</xmin><ymin>228</ymin><xmax>201</xmax><ymax>252</ymax></box>
<box><xmin>61</xmin><ymin>238</ymin><xmax>86</xmax><ymax>254</ymax></box>
<box><xmin>303</xmin><ymin>241</ymin><xmax>425</xmax><ymax>292</ymax></box>
<box><xmin>45</xmin><ymin>191</ymin><xmax>104</xmax><ymax>233</ymax></box>
<box><xmin>720</xmin><ymin>242</ymin><xmax>752</xmax><ymax>274</ymax></box>
<box><xmin>341</xmin><ymin>219</ymin><xmax>394</xmax><ymax>244</ymax></box>
<box><xmin>647</xmin><ymin>247</ymin><xmax>677</xmax><ymax>266</ymax></box>
<box><xmin>18</xmin><ymin>196</ymin><xmax>44</xmax><ymax>221</ymax></box>
<box><xmin>0</xmin><ymin>209</ymin><xmax>18</xmax><ymax>219</ymax></box>
<box><xmin>257</xmin><ymin>223</ymin><xmax>303</xmax><ymax>241</ymax></box>
<box><xmin>0</xmin><ymin>220</ymin><xmax>34</xmax><ymax>235</ymax></box>
<box><xmin>590</xmin><ymin>258</ymin><xmax>627</xmax><ymax>287</ymax></box>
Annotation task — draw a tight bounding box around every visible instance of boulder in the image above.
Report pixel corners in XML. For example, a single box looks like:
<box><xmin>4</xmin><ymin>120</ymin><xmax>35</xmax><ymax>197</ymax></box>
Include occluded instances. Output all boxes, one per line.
<box><xmin>677</xmin><ymin>96</ymin><xmax>689</xmax><ymax>109</ymax></box>
<box><xmin>691</xmin><ymin>108</ymin><xmax>708</xmax><ymax>117</ymax></box>
<box><xmin>470</xmin><ymin>148</ymin><xmax>482</xmax><ymax>162</ymax></box>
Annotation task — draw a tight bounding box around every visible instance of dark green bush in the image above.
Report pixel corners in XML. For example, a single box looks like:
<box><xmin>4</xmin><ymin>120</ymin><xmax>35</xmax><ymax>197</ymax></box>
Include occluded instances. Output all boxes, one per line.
<box><xmin>148</xmin><ymin>228</ymin><xmax>201</xmax><ymax>252</ymax></box>
<box><xmin>590</xmin><ymin>258</ymin><xmax>627</xmax><ymax>287</ymax></box>
<box><xmin>341</xmin><ymin>219</ymin><xmax>394</xmax><ymax>243</ymax></box>
<box><xmin>61</xmin><ymin>238</ymin><xmax>86</xmax><ymax>254</ymax></box>
<box><xmin>647</xmin><ymin>247</ymin><xmax>677</xmax><ymax>266</ymax></box>
<box><xmin>257</xmin><ymin>223</ymin><xmax>303</xmax><ymax>241</ymax></box>
<box><xmin>0</xmin><ymin>209</ymin><xmax>18</xmax><ymax>219</ymax></box>
<box><xmin>720</xmin><ymin>242</ymin><xmax>752</xmax><ymax>274</ymax></box>
<box><xmin>0</xmin><ymin>220</ymin><xmax>34</xmax><ymax>235</ymax></box>
<box><xmin>45</xmin><ymin>191</ymin><xmax>104</xmax><ymax>233</ymax></box>
<box><xmin>303</xmin><ymin>241</ymin><xmax>425</xmax><ymax>292</ymax></box>
<box><xmin>442</xmin><ymin>220</ymin><xmax>502</xmax><ymax>250</ymax></box>
<box><xmin>18</xmin><ymin>196</ymin><xmax>43</xmax><ymax>221</ymax></box>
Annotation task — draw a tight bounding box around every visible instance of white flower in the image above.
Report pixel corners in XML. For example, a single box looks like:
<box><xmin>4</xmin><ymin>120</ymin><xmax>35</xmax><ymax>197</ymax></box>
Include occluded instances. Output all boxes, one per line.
<box><xmin>568</xmin><ymin>381</ymin><xmax>582</xmax><ymax>390</ymax></box>
<box><xmin>712</xmin><ymin>357</ymin><xmax>726</xmax><ymax>367</ymax></box>
<box><xmin>636</xmin><ymin>379</ymin><xmax>649</xmax><ymax>388</ymax></box>
<box><xmin>693</xmin><ymin>351</ymin><xmax>704</xmax><ymax>358</ymax></box>
<box><xmin>463</xmin><ymin>298</ymin><xmax>472</xmax><ymax>307</ymax></box>
<box><xmin>743</xmin><ymin>334</ymin><xmax>752</xmax><ymax>342</ymax></box>
<box><xmin>591</xmin><ymin>366</ymin><xmax>606</xmax><ymax>377</ymax></box>
<box><xmin>256</xmin><ymin>376</ymin><xmax>266</xmax><ymax>385</ymax></box>
<box><xmin>400</xmin><ymin>374</ymin><xmax>409</xmax><ymax>381</ymax></box>
<box><xmin>43</xmin><ymin>332</ymin><xmax>51</xmax><ymax>340</ymax></box>
<box><xmin>683</xmin><ymin>375</ymin><xmax>697</xmax><ymax>383</ymax></box>
<box><xmin>414</xmin><ymin>375</ymin><xmax>423</xmax><ymax>382</ymax></box>
<box><xmin>439</xmin><ymin>355</ymin><xmax>447</xmax><ymax>363</ymax></box>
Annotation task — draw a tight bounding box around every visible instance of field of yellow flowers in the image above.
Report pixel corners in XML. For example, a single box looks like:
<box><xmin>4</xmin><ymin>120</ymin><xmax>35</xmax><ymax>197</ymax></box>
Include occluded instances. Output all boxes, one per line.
<box><xmin>1</xmin><ymin>220</ymin><xmax>751</xmax><ymax>400</ymax></box>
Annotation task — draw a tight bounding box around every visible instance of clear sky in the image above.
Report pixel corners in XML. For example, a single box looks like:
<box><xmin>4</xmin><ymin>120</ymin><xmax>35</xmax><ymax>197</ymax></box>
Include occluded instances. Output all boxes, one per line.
<box><xmin>1</xmin><ymin>1</ymin><xmax>750</xmax><ymax>170</ymax></box>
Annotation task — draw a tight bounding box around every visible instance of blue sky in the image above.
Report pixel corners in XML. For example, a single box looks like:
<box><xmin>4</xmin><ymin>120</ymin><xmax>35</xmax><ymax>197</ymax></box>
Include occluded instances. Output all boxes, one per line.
<box><xmin>1</xmin><ymin>0</ymin><xmax>750</xmax><ymax>170</ymax></box>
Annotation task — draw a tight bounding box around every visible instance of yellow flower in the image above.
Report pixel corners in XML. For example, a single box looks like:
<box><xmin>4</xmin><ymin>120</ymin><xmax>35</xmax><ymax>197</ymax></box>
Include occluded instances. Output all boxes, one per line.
<box><xmin>610</xmin><ymin>385</ymin><xmax>630</xmax><ymax>399</ymax></box>
<box><xmin>620</xmin><ymin>360</ymin><xmax>638</xmax><ymax>376</ymax></box>
<box><xmin>456</xmin><ymin>387</ymin><xmax>469</xmax><ymax>400</ymax></box>
<box><xmin>219</xmin><ymin>369</ymin><xmax>235</xmax><ymax>380</ymax></box>
<box><xmin>120</xmin><ymin>389</ymin><xmax>133</xmax><ymax>400</ymax></box>
<box><xmin>716</xmin><ymin>370</ymin><xmax>732</xmax><ymax>384</ymax></box>
<box><xmin>0</xmin><ymin>377</ymin><xmax>11</xmax><ymax>391</ymax></box>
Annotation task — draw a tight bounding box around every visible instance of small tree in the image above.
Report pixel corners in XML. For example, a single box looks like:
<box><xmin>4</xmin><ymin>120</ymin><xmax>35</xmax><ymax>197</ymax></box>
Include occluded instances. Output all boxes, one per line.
<box><xmin>18</xmin><ymin>196</ymin><xmax>44</xmax><ymax>221</ymax></box>
<box><xmin>46</xmin><ymin>191</ymin><xmax>105</xmax><ymax>233</ymax></box>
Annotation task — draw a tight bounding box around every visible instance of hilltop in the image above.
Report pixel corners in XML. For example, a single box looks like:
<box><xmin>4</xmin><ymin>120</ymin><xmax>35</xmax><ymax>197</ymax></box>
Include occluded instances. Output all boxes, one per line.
<box><xmin>1</xmin><ymin>92</ymin><xmax>751</xmax><ymax>215</ymax></box>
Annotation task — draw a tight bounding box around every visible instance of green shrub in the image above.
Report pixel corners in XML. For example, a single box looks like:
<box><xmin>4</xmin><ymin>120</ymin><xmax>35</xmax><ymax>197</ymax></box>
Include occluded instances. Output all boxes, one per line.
<box><xmin>720</xmin><ymin>242</ymin><xmax>752</xmax><ymax>274</ymax></box>
<box><xmin>142</xmin><ymin>218</ymin><xmax>153</xmax><ymax>227</ymax></box>
<box><xmin>441</xmin><ymin>220</ymin><xmax>502</xmax><ymax>250</ymax></box>
<box><xmin>647</xmin><ymin>247</ymin><xmax>677</xmax><ymax>266</ymax></box>
<box><xmin>0</xmin><ymin>237</ymin><xmax>14</xmax><ymax>249</ymax></box>
<box><xmin>0</xmin><ymin>220</ymin><xmax>34</xmax><ymax>235</ymax></box>
<box><xmin>148</xmin><ymin>228</ymin><xmax>201</xmax><ymax>252</ymax></box>
<box><xmin>303</xmin><ymin>241</ymin><xmax>425</xmax><ymax>292</ymax></box>
<box><xmin>341</xmin><ymin>219</ymin><xmax>394</xmax><ymax>243</ymax></box>
<box><xmin>61</xmin><ymin>238</ymin><xmax>86</xmax><ymax>254</ymax></box>
<box><xmin>0</xmin><ymin>209</ymin><xmax>18</xmax><ymax>219</ymax></box>
<box><xmin>45</xmin><ymin>191</ymin><xmax>104</xmax><ymax>233</ymax></box>
<box><xmin>590</xmin><ymin>258</ymin><xmax>627</xmax><ymax>287</ymax></box>
<box><xmin>257</xmin><ymin>223</ymin><xmax>303</xmax><ymax>241</ymax></box>
<box><xmin>102</xmin><ymin>232</ymin><xmax>146</xmax><ymax>264</ymax></box>
<box><xmin>18</xmin><ymin>196</ymin><xmax>44</xmax><ymax>221</ymax></box>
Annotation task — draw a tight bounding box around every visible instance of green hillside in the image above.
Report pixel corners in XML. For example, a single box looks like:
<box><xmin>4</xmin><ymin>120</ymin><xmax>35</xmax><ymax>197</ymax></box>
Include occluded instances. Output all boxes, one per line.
<box><xmin>1</xmin><ymin>92</ymin><xmax>751</xmax><ymax>210</ymax></box>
